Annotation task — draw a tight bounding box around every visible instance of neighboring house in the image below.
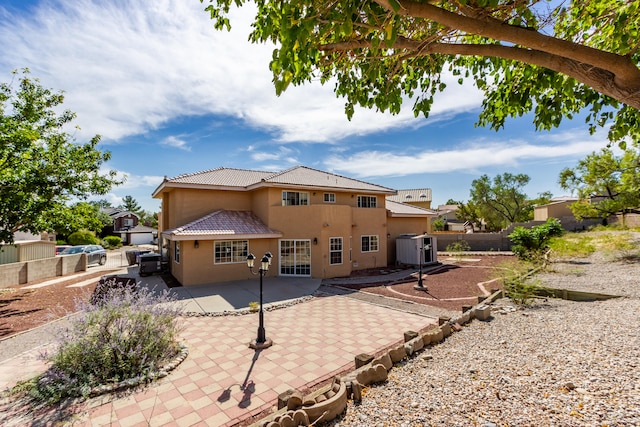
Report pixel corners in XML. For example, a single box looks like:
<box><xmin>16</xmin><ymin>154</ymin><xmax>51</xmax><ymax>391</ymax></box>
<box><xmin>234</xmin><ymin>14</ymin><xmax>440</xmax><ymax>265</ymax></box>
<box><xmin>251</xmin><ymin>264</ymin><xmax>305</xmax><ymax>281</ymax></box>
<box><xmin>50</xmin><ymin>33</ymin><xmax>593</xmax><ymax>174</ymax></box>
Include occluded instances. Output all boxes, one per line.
<box><xmin>152</xmin><ymin>166</ymin><xmax>433</xmax><ymax>286</ymax></box>
<box><xmin>102</xmin><ymin>208</ymin><xmax>140</xmax><ymax>231</ymax></box>
<box><xmin>533</xmin><ymin>197</ymin><xmax>578</xmax><ymax>221</ymax></box>
<box><xmin>435</xmin><ymin>204</ymin><xmax>472</xmax><ymax>232</ymax></box>
<box><xmin>386</xmin><ymin>188</ymin><xmax>432</xmax><ymax>209</ymax></box>
<box><xmin>119</xmin><ymin>224</ymin><xmax>158</xmax><ymax>246</ymax></box>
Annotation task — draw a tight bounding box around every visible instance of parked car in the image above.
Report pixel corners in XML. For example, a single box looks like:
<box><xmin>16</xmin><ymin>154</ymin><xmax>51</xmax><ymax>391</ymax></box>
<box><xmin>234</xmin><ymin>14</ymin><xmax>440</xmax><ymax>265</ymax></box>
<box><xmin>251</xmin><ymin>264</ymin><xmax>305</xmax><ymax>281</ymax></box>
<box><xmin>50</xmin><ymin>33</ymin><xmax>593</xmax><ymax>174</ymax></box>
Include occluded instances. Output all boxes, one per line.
<box><xmin>59</xmin><ymin>245</ymin><xmax>107</xmax><ymax>266</ymax></box>
<box><xmin>55</xmin><ymin>245</ymin><xmax>72</xmax><ymax>255</ymax></box>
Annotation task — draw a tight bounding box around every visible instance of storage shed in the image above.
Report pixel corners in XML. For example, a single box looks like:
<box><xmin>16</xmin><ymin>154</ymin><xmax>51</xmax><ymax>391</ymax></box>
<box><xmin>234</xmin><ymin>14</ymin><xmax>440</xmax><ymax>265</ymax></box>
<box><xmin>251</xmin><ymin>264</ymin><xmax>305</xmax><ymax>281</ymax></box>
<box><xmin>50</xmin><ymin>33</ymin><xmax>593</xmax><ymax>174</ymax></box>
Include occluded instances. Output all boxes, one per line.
<box><xmin>396</xmin><ymin>233</ymin><xmax>438</xmax><ymax>266</ymax></box>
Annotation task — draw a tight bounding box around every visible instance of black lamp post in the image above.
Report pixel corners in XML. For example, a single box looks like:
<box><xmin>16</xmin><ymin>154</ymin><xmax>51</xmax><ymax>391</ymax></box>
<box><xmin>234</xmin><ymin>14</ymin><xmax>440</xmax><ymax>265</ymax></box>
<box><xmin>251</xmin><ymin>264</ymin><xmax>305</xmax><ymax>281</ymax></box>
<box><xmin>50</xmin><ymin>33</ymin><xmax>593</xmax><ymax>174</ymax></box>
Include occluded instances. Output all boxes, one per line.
<box><xmin>247</xmin><ymin>251</ymin><xmax>273</xmax><ymax>349</ymax></box>
<box><xmin>414</xmin><ymin>239</ymin><xmax>430</xmax><ymax>292</ymax></box>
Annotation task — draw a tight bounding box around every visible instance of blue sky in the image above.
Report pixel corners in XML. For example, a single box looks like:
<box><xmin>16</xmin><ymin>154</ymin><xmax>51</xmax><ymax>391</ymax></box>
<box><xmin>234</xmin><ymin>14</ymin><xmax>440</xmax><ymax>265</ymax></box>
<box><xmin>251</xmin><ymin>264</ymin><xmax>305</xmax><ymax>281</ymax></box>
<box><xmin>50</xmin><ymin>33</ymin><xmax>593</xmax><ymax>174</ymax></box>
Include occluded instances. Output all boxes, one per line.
<box><xmin>0</xmin><ymin>0</ymin><xmax>609</xmax><ymax>212</ymax></box>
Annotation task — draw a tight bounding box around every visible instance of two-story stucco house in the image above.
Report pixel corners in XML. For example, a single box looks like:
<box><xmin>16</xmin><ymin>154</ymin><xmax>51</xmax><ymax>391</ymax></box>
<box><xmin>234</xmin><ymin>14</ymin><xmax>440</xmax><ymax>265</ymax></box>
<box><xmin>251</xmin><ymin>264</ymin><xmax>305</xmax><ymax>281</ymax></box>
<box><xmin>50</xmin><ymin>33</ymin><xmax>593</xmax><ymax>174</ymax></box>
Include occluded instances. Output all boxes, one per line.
<box><xmin>152</xmin><ymin>166</ymin><xmax>435</xmax><ymax>286</ymax></box>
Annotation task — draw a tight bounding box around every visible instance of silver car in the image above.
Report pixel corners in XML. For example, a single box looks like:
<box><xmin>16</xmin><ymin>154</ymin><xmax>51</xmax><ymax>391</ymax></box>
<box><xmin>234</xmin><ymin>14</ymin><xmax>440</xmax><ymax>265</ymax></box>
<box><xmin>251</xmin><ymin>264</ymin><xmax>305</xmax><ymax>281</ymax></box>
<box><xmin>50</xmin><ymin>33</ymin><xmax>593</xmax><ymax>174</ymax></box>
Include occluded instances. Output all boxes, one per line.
<box><xmin>60</xmin><ymin>245</ymin><xmax>107</xmax><ymax>266</ymax></box>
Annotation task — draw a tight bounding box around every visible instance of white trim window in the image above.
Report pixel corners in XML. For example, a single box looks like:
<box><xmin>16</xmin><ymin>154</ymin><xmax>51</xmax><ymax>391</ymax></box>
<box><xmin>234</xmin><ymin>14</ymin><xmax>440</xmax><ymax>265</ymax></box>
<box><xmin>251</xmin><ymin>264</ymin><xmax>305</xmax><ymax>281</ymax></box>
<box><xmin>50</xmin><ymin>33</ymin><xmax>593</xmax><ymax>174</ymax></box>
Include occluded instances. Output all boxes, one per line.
<box><xmin>282</xmin><ymin>191</ymin><xmax>309</xmax><ymax>206</ymax></box>
<box><xmin>174</xmin><ymin>241</ymin><xmax>180</xmax><ymax>264</ymax></box>
<box><xmin>323</xmin><ymin>193</ymin><xmax>336</xmax><ymax>203</ymax></box>
<box><xmin>124</xmin><ymin>218</ymin><xmax>134</xmax><ymax>227</ymax></box>
<box><xmin>357</xmin><ymin>195</ymin><xmax>377</xmax><ymax>208</ymax></box>
<box><xmin>329</xmin><ymin>237</ymin><xmax>343</xmax><ymax>265</ymax></box>
<box><xmin>214</xmin><ymin>240</ymin><xmax>248</xmax><ymax>264</ymax></box>
<box><xmin>361</xmin><ymin>235</ymin><xmax>379</xmax><ymax>252</ymax></box>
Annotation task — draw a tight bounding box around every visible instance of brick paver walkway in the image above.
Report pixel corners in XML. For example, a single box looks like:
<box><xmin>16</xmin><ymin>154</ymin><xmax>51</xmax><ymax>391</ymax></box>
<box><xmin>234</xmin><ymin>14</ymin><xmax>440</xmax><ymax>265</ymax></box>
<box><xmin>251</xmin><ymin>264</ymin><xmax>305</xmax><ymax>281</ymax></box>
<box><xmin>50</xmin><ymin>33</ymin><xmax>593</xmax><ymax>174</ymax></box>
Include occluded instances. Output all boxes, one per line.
<box><xmin>0</xmin><ymin>294</ymin><xmax>436</xmax><ymax>426</ymax></box>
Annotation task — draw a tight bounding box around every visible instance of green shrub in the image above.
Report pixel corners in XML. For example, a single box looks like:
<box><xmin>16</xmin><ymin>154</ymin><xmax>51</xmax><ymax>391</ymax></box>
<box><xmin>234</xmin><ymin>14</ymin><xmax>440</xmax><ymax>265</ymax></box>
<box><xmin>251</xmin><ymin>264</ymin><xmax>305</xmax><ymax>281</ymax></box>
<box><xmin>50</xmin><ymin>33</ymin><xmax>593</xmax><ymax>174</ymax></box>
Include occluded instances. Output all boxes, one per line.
<box><xmin>432</xmin><ymin>218</ymin><xmax>446</xmax><ymax>231</ymax></box>
<box><xmin>102</xmin><ymin>235</ymin><xmax>122</xmax><ymax>249</ymax></box>
<box><xmin>508</xmin><ymin>218</ymin><xmax>564</xmax><ymax>262</ymax></box>
<box><xmin>67</xmin><ymin>229</ymin><xmax>99</xmax><ymax>245</ymax></box>
<box><xmin>56</xmin><ymin>239</ymin><xmax>67</xmax><ymax>245</ymax></box>
<box><xmin>25</xmin><ymin>284</ymin><xmax>184</xmax><ymax>403</ymax></box>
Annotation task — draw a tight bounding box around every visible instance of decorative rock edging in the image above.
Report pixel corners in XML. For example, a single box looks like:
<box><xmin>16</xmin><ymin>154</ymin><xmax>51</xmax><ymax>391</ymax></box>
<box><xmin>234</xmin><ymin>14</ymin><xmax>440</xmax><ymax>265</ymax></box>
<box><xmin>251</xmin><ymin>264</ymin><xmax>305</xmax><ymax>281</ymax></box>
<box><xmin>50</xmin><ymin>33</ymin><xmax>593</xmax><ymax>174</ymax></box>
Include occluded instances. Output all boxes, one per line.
<box><xmin>88</xmin><ymin>343</ymin><xmax>189</xmax><ymax>397</ymax></box>
<box><xmin>182</xmin><ymin>296</ymin><xmax>315</xmax><ymax>318</ymax></box>
<box><xmin>253</xmin><ymin>289</ymin><xmax>504</xmax><ymax>427</ymax></box>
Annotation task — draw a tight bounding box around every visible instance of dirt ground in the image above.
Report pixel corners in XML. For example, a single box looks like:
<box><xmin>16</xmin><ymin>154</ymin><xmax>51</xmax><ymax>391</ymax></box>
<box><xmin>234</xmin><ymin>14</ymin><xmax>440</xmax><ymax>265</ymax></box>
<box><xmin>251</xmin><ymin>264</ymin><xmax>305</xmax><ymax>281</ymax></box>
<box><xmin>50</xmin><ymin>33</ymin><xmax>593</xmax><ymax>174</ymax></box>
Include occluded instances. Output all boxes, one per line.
<box><xmin>0</xmin><ymin>255</ymin><xmax>511</xmax><ymax>340</ymax></box>
<box><xmin>340</xmin><ymin>255</ymin><xmax>512</xmax><ymax>312</ymax></box>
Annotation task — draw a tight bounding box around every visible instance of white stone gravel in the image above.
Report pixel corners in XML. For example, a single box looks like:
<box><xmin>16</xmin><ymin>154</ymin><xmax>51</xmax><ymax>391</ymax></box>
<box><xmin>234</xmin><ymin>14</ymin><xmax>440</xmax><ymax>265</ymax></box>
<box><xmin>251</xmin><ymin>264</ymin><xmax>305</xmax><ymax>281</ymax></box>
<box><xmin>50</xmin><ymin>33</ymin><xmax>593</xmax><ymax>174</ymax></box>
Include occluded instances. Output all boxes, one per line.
<box><xmin>327</xmin><ymin>239</ymin><xmax>640</xmax><ymax>427</ymax></box>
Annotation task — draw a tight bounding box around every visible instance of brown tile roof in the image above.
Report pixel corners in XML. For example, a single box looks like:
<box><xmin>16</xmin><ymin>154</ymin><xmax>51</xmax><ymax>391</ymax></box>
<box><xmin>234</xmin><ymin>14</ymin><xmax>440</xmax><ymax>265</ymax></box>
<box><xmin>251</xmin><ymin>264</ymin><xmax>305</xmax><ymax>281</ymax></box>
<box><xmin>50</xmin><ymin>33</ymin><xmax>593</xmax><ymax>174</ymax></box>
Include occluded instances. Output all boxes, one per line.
<box><xmin>162</xmin><ymin>210</ymin><xmax>282</xmax><ymax>240</ymax></box>
<box><xmin>153</xmin><ymin>166</ymin><xmax>396</xmax><ymax>196</ymax></box>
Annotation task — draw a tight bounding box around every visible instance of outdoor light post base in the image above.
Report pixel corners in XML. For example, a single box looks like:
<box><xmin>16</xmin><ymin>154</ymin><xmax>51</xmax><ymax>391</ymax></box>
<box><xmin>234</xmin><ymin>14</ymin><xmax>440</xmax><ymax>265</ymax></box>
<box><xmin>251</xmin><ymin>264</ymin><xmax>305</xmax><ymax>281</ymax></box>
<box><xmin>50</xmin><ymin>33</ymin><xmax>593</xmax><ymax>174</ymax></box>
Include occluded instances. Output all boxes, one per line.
<box><xmin>249</xmin><ymin>338</ymin><xmax>273</xmax><ymax>350</ymax></box>
<box><xmin>414</xmin><ymin>284</ymin><xmax>428</xmax><ymax>292</ymax></box>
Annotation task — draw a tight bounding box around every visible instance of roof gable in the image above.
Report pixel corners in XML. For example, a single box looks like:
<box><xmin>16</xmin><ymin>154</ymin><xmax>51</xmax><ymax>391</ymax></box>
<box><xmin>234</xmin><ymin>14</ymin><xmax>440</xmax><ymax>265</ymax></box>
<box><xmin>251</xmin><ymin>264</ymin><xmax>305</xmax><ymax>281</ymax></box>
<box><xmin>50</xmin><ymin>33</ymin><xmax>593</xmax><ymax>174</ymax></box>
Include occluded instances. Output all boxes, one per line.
<box><xmin>386</xmin><ymin>199</ymin><xmax>436</xmax><ymax>217</ymax></box>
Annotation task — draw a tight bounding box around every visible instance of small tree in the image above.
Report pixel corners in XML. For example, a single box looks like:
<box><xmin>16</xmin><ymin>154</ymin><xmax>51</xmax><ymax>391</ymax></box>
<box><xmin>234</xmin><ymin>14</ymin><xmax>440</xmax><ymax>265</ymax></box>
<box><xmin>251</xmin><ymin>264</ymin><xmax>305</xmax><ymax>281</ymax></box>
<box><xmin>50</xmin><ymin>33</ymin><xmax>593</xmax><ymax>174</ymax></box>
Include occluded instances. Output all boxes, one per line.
<box><xmin>432</xmin><ymin>217</ymin><xmax>446</xmax><ymax>231</ymax></box>
<box><xmin>0</xmin><ymin>69</ymin><xmax>122</xmax><ymax>243</ymax></box>
<box><xmin>559</xmin><ymin>147</ymin><xmax>640</xmax><ymax>223</ymax></box>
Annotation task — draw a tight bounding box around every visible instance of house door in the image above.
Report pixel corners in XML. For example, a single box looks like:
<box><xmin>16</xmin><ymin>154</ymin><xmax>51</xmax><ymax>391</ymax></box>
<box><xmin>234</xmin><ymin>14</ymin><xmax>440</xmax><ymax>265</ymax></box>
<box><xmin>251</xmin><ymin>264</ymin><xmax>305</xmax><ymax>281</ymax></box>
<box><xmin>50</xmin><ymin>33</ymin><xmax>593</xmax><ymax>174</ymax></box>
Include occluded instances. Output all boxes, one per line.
<box><xmin>279</xmin><ymin>240</ymin><xmax>311</xmax><ymax>276</ymax></box>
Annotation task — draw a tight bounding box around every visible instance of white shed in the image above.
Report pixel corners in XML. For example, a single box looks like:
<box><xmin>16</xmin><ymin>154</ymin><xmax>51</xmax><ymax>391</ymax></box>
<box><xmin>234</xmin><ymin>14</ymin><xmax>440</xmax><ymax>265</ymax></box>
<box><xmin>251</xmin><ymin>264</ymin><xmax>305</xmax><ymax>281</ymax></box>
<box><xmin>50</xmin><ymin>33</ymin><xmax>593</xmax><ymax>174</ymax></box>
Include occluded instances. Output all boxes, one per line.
<box><xmin>396</xmin><ymin>233</ymin><xmax>438</xmax><ymax>266</ymax></box>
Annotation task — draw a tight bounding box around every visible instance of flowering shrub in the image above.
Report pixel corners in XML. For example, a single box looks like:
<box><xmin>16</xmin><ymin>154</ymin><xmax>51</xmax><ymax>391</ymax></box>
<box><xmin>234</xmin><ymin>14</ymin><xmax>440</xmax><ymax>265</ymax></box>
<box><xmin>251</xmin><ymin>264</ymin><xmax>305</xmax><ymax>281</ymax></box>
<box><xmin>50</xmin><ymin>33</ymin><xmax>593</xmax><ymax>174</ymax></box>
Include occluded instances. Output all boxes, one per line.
<box><xmin>30</xmin><ymin>283</ymin><xmax>184</xmax><ymax>403</ymax></box>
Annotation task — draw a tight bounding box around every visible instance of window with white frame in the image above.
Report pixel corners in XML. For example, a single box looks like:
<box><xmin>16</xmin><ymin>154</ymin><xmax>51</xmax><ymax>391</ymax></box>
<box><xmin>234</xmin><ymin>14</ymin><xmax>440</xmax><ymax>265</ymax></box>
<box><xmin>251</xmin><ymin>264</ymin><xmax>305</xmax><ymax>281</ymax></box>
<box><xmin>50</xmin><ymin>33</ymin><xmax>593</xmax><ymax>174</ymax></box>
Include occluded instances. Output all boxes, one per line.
<box><xmin>282</xmin><ymin>191</ymin><xmax>309</xmax><ymax>206</ymax></box>
<box><xmin>124</xmin><ymin>218</ymin><xmax>134</xmax><ymax>227</ymax></box>
<box><xmin>361</xmin><ymin>235</ymin><xmax>379</xmax><ymax>252</ymax></box>
<box><xmin>214</xmin><ymin>240</ymin><xmax>248</xmax><ymax>264</ymax></box>
<box><xmin>329</xmin><ymin>237</ymin><xmax>343</xmax><ymax>265</ymax></box>
<box><xmin>174</xmin><ymin>241</ymin><xmax>180</xmax><ymax>263</ymax></box>
<box><xmin>357</xmin><ymin>195</ymin><xmax>377</xmax><ymax>208</ymax></box>
<box><xmin>323</xmin><ymin>193</ymin><xmax>336</xmax><ymax>203</ymax></box>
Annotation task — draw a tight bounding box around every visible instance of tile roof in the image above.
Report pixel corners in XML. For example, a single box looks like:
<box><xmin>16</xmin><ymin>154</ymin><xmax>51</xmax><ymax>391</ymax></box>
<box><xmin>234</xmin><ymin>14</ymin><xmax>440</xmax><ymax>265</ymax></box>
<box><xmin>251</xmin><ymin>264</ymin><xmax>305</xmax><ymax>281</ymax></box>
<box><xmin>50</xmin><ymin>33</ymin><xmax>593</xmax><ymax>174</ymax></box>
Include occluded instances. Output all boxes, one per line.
<box><xmin>386</xmin><ymin>188</ymin><xmax>432</xmax><ymax>203</ymax></box>
<box><xmin>162</xmin><ymin>210</ymin><xmax>282</xmax><ymax>240</ymax></box>
<box><xmin>386</xmin><ymin>199</ymin><xmax>436</xmax><ymax>216</ymax></box>
<box><xmin>153</xmin><ymin>166</ymin><xmax>396</xmax><ymax>196</ymax></box>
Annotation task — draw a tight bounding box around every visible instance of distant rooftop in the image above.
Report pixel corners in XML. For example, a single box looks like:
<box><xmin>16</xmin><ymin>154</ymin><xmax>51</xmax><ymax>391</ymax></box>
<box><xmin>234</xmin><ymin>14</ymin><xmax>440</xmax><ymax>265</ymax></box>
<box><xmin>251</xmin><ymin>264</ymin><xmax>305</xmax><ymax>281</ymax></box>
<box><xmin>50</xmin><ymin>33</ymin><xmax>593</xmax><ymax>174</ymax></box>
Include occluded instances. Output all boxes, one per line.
<box><xmin>386</xmin><ymin>188</ymin><xmax>432</xmax><ymax>203</ymax></box>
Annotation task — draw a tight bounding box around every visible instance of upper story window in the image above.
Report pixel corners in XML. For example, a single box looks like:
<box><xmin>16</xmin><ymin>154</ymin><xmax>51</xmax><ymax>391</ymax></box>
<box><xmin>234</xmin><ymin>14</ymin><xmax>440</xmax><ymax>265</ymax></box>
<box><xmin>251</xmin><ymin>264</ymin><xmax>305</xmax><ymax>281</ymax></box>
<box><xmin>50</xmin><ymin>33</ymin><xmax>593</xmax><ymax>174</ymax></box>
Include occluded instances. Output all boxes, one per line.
<box><xmin>124</xmin><ymin>218</ymin><xmax>134</xmax><ymax>227</ymax></box>
<box><xmin>323</xmin><ymin>193</ymin><xmax>336</xmax><ymax>203</ymax></box>
<box><xmin>357</xmin><ymin>195</ymin><xmax>377</xmax><ymax>208</ymax></box>
<box><xmin>215</xmin><ymin>240</ymin><xmax>248</xmax><ymax>264</ymax></box>
<box><xmin>282</xmin><ymin>191</ymin><xmax>309</xmax><ymax>206</ymax></box>
<box><xmin>361</xmin><ymin>235</ymin><xmax>379</xmax><ymax>252</ymax></box>
<box><xmin>174</xmin><ymin>241</ymin><xmax>180</xmax><ymax>264</ymax></box>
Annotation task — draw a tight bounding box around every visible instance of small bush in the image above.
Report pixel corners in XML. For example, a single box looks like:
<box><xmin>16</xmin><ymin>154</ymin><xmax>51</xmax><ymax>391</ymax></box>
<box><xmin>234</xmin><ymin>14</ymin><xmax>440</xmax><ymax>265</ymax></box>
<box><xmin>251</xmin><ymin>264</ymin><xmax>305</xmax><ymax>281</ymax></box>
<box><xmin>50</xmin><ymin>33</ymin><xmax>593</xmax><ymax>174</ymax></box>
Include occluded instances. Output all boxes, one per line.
<box><xmin>67</xmin><ymin>230</ymin><xmax>99</xmax><ymax>245</ymax></box>
<box><xmin>446</xmin><ymin>240</ymin><xmax>471</xmax><ymax>253</ymax></box>
<box><xmin>509</xmin><ymin>218</ymin><xmax>563</xmax><ymax>262</ymax></box>
<box><xmin>56</xmin><ymin>239</ymin><xmax>67</xmax><ymax>245</ymax></box>
<box><xmin>26</xmin><ymin>283</ymin><xmax>184</xmax><ymax>403</ymax></box>
<box><xmin>432</xmin><ymin>218</ymin><xmax>446</xmax><ymax>231</ymax></box>
<box><xmin>102</xmin><ymin>235</ymin><xmax>122</xmax><ymax>249</ymax></box>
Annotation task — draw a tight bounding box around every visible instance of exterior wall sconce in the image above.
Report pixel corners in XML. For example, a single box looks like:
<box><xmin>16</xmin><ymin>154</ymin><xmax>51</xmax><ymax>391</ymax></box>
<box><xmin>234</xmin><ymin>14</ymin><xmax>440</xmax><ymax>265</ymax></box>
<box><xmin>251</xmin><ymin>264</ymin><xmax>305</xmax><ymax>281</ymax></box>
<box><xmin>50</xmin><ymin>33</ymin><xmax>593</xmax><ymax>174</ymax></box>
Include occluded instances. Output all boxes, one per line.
<box><xmin>313</xmin><ymin>237</ymin><xmax>318</xmax><ymax>245</ymax></box>
<box><xmin>194</xmin><ymin>240</ymin><xmax>199</xmax><ymax>248</ymax></box>
<box><xmin>246</xmin><ymin>251</ymin><xmax>274</xmax><ymax>349</ymax></box>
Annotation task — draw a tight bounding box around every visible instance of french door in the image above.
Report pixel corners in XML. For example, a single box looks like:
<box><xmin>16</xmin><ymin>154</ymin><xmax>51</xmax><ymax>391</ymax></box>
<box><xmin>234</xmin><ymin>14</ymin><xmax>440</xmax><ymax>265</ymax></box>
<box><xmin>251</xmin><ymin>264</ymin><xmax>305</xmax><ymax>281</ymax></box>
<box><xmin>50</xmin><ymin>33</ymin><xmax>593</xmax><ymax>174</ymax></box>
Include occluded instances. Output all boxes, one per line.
<box><xmin>279</xmin><ymin>239</ymin><xmax>311</xmax><ymax>276</ymax></box>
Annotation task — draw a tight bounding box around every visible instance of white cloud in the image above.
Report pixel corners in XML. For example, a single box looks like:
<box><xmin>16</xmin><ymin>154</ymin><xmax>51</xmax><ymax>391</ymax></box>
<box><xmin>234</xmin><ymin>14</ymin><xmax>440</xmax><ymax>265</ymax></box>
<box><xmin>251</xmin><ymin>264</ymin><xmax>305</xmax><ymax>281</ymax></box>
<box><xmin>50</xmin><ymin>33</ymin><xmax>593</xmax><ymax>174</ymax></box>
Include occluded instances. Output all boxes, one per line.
<box><xmin>161</xmin><ymin>136</ymin><xmax>190</xmax><ymax>151</ymax></box>
<box><xmin>325</xmin><ymin>130</ymin><xmax>608</xmax><ymax>178</ymax></box>
<box><xmin>0</xmin><ymin>0</ymin><xmax>483</xmax><ymax>144</ymax></box>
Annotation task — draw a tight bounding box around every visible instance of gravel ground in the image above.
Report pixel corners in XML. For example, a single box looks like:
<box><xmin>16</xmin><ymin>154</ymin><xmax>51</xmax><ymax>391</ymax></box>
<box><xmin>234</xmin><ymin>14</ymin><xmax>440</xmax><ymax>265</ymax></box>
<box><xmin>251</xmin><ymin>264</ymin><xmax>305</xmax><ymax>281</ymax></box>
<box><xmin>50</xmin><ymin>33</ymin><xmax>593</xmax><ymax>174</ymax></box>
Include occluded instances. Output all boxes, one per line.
<box><xmin>327</xmin><ymin>244</ymin><xmax>640</xmax><ymax>426</ymax></box>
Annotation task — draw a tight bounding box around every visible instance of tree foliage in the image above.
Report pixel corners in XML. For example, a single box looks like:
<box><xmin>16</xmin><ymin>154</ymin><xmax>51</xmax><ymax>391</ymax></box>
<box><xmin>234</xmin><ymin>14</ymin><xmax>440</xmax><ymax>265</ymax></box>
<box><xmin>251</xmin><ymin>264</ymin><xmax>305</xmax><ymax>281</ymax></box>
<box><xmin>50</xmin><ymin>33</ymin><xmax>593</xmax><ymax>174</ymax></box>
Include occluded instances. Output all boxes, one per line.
<box><xmin>51</xmin><ymin>202</ymin><xmax>111</xmax><ymax>237</ymax></box>
<box><xmin>0</xmin><ymin>70</ymin><xmax>122</xmax><ymax>243</ymax></box>
<box><xmin>201</xmin><ymin>0</ymin><xmax>640</xmax><ymax>146</ymax></box>
<box><xmin>460</xmin><ymin>173</ymin><xmax>549</xmax><ymax>231</ymax></box>
<box><xmin>119</xmin><ymin>195</ymin><xmax>143</xmax><ymax>216</ymax></box>
<box><xmin>558</xmin><ymin>147</ymin><xmax>640</xmax><ymax>220</ymax></box>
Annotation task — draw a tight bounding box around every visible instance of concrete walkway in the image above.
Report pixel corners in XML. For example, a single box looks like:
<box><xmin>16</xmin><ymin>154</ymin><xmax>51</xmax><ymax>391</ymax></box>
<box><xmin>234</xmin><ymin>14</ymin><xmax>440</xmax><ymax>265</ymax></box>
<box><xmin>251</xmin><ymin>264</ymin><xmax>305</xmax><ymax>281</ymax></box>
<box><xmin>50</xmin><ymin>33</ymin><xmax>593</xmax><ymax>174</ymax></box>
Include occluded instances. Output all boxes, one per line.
<box><xmin>0</xmin><ymin>270</ymin><xmax>438</xmax><ymax>427</ymax></box>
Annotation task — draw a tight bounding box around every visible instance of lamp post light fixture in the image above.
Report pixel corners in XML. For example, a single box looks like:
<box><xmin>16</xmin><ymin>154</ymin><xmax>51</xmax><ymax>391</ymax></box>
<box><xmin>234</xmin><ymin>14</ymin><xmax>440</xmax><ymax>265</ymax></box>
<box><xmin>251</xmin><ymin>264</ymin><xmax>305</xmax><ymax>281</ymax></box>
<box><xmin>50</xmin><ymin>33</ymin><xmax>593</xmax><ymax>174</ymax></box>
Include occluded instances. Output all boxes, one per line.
<box><xmin>414</xmin><ymin>240</ymin><xmax>430</xmax><ymax>292</ymax></box>
<box><xmin>246</xmin><ymin>251</ymin><xmax>273</xmax><ymax>349</ymax></box>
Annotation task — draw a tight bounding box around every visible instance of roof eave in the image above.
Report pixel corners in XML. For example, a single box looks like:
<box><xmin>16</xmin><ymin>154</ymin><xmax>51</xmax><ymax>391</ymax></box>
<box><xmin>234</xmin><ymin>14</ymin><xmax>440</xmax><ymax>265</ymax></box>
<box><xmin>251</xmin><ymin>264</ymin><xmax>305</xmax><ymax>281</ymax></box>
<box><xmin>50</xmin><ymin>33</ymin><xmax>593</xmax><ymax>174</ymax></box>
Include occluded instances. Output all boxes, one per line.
<box><xmin>161</xmin><ymin>232</ymin><xmax>283</xmax><ymax>241</ymax></box>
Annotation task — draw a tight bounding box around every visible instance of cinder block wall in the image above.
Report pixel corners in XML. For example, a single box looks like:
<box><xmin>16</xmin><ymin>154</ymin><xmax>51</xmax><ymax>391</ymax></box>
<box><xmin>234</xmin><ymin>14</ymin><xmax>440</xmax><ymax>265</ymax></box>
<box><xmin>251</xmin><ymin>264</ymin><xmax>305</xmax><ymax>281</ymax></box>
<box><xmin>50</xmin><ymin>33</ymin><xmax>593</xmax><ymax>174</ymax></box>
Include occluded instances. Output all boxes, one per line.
<box><xmin>0</xmin><ymin>254</ymin><xmax>86</xmax><ymax>288</ymax></box>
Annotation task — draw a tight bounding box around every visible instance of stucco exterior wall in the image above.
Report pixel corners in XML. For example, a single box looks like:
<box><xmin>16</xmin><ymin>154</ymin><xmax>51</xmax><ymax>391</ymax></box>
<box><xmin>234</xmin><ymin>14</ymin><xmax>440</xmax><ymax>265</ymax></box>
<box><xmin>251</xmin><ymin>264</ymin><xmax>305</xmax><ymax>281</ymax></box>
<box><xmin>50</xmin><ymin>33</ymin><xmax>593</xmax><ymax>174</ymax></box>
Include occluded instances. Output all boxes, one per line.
<box><xmin>164</xmin><ymin>188</ymin><xmax>253</xmax><ymax>229</ymax></box>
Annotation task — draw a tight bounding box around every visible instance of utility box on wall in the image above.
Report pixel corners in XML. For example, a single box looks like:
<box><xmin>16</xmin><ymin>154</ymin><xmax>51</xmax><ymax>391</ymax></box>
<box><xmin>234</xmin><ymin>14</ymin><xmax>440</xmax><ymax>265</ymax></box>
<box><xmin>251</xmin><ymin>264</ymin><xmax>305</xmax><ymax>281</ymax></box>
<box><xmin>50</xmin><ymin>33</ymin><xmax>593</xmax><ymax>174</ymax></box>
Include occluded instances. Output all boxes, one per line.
<box><xmin>396</xmin><ymin>234</ymin><xmax>438</xmax><ymax>266</ymax></box>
